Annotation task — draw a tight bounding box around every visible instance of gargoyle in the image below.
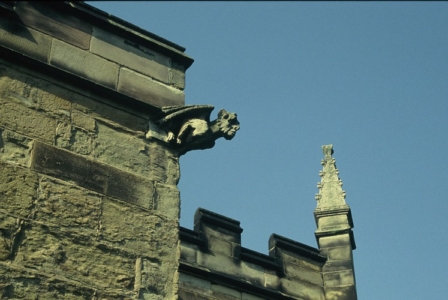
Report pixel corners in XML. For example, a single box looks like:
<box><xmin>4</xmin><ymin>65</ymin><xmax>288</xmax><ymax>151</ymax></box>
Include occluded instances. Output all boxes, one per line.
<box><xmin>153</xmin><ymin>105</ymin><xmax>240</xmax><ymax>154</ymax></box>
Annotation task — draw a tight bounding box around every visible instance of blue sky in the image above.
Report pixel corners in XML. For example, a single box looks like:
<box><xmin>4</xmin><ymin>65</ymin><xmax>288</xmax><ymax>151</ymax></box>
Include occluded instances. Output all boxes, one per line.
<box><xmin>89</xmin><ymin>2</ymin><xmax>448</xmax><ymax>299</ymax></box>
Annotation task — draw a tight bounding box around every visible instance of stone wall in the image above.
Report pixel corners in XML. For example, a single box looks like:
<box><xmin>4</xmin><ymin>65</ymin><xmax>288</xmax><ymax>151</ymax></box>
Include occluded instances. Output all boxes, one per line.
<box><xmin>0</xmin><ymin>1</ymin><xmax>193</xmax><ymax>299</ymax></box>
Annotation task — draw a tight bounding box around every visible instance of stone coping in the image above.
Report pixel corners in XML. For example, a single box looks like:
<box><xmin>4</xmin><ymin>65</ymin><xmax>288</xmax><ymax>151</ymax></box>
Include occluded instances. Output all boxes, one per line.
<box><xmin>1</xmin><ymin>1</ymin><xmax>193</xmax><ymax>68</ymax></box>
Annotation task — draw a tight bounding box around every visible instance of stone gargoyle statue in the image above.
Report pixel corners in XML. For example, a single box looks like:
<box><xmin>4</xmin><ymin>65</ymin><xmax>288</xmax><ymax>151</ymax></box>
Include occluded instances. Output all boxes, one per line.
<box><xmin>151</xmin><ymin>105</ymin><xmax>240</xmax><ymax>155</ymax></box>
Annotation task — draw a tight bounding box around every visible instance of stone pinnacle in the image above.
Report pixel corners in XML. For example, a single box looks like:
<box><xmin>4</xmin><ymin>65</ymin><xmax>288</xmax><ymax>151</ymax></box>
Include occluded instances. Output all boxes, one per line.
<box><xmin>315</xmin><ymin>144</ymin><xmax>348</xmax><ymax>210</ymax></box>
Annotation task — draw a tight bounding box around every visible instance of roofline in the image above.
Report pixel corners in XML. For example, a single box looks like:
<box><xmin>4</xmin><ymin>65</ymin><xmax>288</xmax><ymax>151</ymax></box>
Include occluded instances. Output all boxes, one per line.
<box><xmin>75</xmin><ymin>1</ymin><xmax>185</xmax><ymax>52</ymax></box>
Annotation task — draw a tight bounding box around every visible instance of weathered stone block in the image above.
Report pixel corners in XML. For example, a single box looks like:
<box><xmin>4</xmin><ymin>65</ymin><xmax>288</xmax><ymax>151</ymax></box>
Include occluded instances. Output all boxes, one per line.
<box><xmin>170</xmin><ymin>62</ymin><xmax>186</xmax><ymax>90</ymax></box>
<box><xmin>207</xmin><ymin>236</ymin><xmax>233</xmax><ymax>256</ymax></box>
<box><xmin>242</xmin><ymin>292</ymin><xmax>265</xmax><ymax>300</ymax></box>
<box><xmin>196</xmin><ymin>251</ymin><xmax>240</xmax><ymax>277</ymax></box>
<box><xmin>319</xmin><ymin>233</ymin><xmax>352</xmax><ymax>249</ymax></box>
<box><xmin>154</xmin><ymin>183</ymin><xmax>180</xmax><ymax>217</ymax></box>
<box><xmin>0</xmin><ymin>129</ymin><xmax>33</xmax><ymax>167</ymax></box>
<box><xmin>0</xmin><ymin>263</ymin><xmax>100</xmax><ymax>300</ymax></box>
<box><xmin>284</xmin><ymin>262</ymin><xmax>323</xmax><ymax>285</ymax></box>
<box><xmin>139</xmin><ymin>257</ymin><xmax>175</xmax><ymax>298</ymax></box>
<box><xmin>15</xmin><ymin>2</ymin><xmax>92</xmax><ymax>49</ymax></box>
<box><xmin>178</xmin><ymin>288</ymin><xmax>200</xmax><ymax>300</ymax></box>
<box><xmin>13</xmin><ymin>225</ymin><xmax>136</xmax><ymax>290</ymax></box>
<box><xmin>35</xmin><ymin>176</ymin><xmax>102</xmax><ymax>236</ymax></box>
<box><xmin>102</xmin><ymin>164</ymin><xmax>154</xmax><ymax>208</ymax></box>
<box><xmin>180</xmin><ymin>243</ymin><xmax>197</xmax><ymax>264</ymax></box>
<box><xmin>55</xmin><ymin>123</ymin><xmax>95</xmax><ymax>156</ymax></box>
<box><xmin>72</xmin><ymin>94</ymin><xmax>149</xmax><ymax>133</ymax></box>
<box><xmin>211</xmin><ymin>284</ymin><xmax>241</xmax><ymax>299</ymax></box>
<box><xmin>148</xmin><ymin>142</ymin><xmax>180</xmax><ymax>185</ymax></box>
<box><xmin>118</xmin><ymin>67</ymin><xmax>184</xmax><ymax>107</ymax></box>
<box><xmin>0</xmin><ymin>19</ymin><xmax>52</xmax><ymax>62</ymax></box>
<box><xmin>325</xmin><ymin>285</ymin><xmax>358</xmax><ymax>300</ymax></box>
<box><xmin>323</xmin><ymin>259</ymin><xmax>354</xmax><ymax>273</ymax></box>
<box><xmin>91</xmin><ymin>26</ymin><xmax>171</xmax><ymax>84</ymax></box>
<box><xmin>99</xmin><ymin>197</ymin><xmax>177</xmax><ymax>257</ymax></box>
<box><xmin>276</xmin><ymin>277</ymin><xmax>324</xmax><ymax>300</ymax></box>
<box><xmin>239</xmin><ymin>260</ymin><xmax>265</xmax><ymax>287</ymax></box>
<box><xmin>194</xmin><ymin>209</ymin><xmax>243</xmax><ymax>245</ymax></box>
<box><xmin>50</xmin><ymin>39</ymin><xmax>119</xmax><ymax>89</ymax></box>
<box><xmin>317</xmin><ymin>214</ymin><xmax>350</xmax><ymax>229</ymax></box>
<box><xmin>0</xmin><ymin>162</ymin><xmax>38</xmax><ymax>218</ymax></box>
<box><xmin>71</xmin><ymin>110</ymin><xmax>96</xmax><ymax>132</ymax></box>
<box><xmin>0</xmin><ymin>65</ymin><xmax>72</xmax><ymax>123</ymax></box>
<box><xmin>0</xmin><ymin>98</ymin><xmax>56</xmax><ymax>143</ymax></box>
<box><xmin>0</xmin><ymin>214</ymin><xmax>21</xmax><ymax>260</ymax></box>
<box><xmin>180</xmin><ymin>273</ymin><xmax>211</xmax><ymax>291</ymax></box>
<box><xmin>31</xmin><ymin>141</ymin><xmax>155</xmax><ymax>208</ymax></box>
<box><xmin>327</xmin><ymin>246</ymin><xmax>353</xmax><ymax>261</ymax></box>
<box><xmin>323</xmin><ymin>269</ymin><xmax>355</xmax><ymax>287</ymax></box>
<box><xmin>94</xmin><ymin>122</ymin><xmax>151</xmax><ymax>177</ymax></box>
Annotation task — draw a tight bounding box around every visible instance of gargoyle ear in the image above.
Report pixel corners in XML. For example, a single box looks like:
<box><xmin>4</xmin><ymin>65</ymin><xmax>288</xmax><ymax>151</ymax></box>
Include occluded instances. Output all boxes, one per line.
<box><xmin>218</xmin><ymin>109</ymin><xmax>229</xmax><ymax>119</ymax></box>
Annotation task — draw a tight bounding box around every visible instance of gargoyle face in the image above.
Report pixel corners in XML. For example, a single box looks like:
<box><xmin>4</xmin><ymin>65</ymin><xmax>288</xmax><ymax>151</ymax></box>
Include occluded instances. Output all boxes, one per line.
<box><xmin>217</xmin><ymin>109</ymin><xmax>240</xmax><ymax>140</ymax></box>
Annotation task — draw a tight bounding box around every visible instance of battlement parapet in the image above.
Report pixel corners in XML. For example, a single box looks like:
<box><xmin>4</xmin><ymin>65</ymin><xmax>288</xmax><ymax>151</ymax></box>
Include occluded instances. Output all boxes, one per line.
<box><xmin>179</xmin><ymin>208</ymin><xmax>326</xmax><ymax>300</ymax></box>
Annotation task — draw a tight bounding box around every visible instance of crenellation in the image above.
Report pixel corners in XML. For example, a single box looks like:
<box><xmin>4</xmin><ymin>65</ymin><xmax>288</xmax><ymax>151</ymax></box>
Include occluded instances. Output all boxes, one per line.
<box><xmin>194</xmin><ymin>208</ymin><xmax>243</xmax><ymax>245</ymax></box>
<box><xmin>180</xmin><ymin>208</ymin><xmax>328</xmax><ymax>300</ymax></box>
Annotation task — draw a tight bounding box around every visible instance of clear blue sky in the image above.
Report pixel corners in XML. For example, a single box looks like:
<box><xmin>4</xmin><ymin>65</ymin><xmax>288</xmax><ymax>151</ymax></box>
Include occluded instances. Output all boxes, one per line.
<box><xmin>89</xmin><ymin>2</ymin><xmax>448</xmax><ymax>299</ymax></box>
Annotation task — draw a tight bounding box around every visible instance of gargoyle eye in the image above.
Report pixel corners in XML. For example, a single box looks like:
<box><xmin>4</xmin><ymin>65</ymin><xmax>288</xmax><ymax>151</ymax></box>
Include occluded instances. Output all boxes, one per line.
<box><xmin>223</xmin><ymin>114</ymin><xmax>229</xmax><ymax>119</ymax></box>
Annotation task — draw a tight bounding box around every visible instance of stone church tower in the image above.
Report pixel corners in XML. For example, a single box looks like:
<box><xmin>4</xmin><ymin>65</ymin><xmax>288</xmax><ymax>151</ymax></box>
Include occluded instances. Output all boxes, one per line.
<box><xmin>0</xmin><ymin>2</ymin><xmax>356</xmax><ymax>299</ymax></box>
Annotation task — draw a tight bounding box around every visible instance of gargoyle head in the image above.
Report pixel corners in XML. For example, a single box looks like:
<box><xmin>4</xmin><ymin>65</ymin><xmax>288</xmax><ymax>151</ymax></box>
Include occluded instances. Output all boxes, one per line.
<box><xmin>216</xmin><ymin>109</ymin><xmax>240</xmax><ymax>140</ymax></box>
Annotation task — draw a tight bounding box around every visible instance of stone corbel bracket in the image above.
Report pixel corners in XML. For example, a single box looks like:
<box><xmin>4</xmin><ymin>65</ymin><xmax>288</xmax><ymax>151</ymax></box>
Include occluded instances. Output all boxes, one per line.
<box><xmin>146</xmin><ymin>105</ymin><xmax>240</xmax><ymax>155</ymax></box>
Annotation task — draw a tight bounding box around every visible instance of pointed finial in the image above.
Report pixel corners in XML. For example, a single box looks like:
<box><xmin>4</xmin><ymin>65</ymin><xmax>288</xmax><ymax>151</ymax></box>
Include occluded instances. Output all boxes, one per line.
<box><xmin>315</xmin><ymin>144</ymin><xmax>348</xmax><ymax>209</ymax></box>
<box><xmin>322</xmin><ymin>144</ymin><xmax>333</xmax><ymax>159</ymax></box>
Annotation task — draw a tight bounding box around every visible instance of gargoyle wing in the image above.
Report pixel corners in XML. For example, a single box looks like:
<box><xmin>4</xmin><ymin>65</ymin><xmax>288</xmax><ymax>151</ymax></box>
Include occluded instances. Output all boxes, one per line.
<box><xmin>155</xmin><ymin>105</ymin><xmax>215</xmax><ymax>131</ymax></box>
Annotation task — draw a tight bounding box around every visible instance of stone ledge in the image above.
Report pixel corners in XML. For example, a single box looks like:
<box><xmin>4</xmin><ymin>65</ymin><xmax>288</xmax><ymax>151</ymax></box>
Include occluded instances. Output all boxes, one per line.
<box><xmin>14</xmin><ymin>2</ymin><xmax>92</xmax><ymax>49</ymax></box>
<box><xmin>91</xmin><ymin>26</ymin><xmax>172</xmax><ymax>86</ymax></box>
<box><xmin>61</xmin><ymin>1</ymin><xmax>194</xmax><ymax>69</ymax></box>
<box><xmin>50</xmin><ymin>39</ymin><xmax>119</xmax><ymax>90</ymax></box>
<box><xmin>117</xmin><ymin>67</ymin><xmax>185</xmax><ymax>107</ymax></box>
<box><xmin>0</xmin><ymin>18</ymin><xmax>52</xmax><ymax>63</ymax></box>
